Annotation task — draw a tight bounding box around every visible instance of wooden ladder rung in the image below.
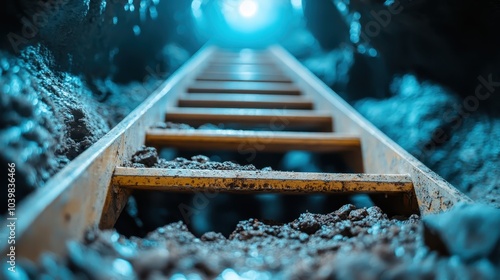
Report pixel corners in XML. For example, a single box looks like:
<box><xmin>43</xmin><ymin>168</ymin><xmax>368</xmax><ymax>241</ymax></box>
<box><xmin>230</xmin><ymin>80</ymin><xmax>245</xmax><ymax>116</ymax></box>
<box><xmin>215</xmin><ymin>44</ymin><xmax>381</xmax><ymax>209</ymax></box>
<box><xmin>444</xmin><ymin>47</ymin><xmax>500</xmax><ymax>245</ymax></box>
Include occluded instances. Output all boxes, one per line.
<box><xmin>146</xmin><ymin>129</ymin><xmax>360</xmax><ymax>152</ymax></box>
<box><xmin>209</xmin><ymin>59</ymin><xmax>275</xmax><ymax>65</ymax></box>
<box><xmin>178</xmin><ymin>94</ymin><xmax>314</xmax><ymax>109</ymax></box>
<box><xmin>112</xmin><ymin>168</ymin><xmax>414</xmax><ymax>194</ymax></box>
<box><xmin>196</xmin><ymin>73</ymin><xmax>292</xmax><ymax>83</ymax></box>
<box><xmin>212</xmin><ymin>53</ymin><xmax>270</xmax><ymax>59</ymax></box>
<box><xmin>200</xmin><ymin>70</ymin><xmax>284</xmax><ymax>76</ymax></box>
<box><xmin>165</xmin><ymin>108</ymin><xmax>333</xmax><ymax>131</ymax></box>
<box><xmin>188</xmin><ymin>81</ymin><xmax>302</xmax><ymax>95</ymax></box>
<box><xmin>203</xmin><ymin>65</ymin><xmax>282</xmax><ymax>75</ymax></box>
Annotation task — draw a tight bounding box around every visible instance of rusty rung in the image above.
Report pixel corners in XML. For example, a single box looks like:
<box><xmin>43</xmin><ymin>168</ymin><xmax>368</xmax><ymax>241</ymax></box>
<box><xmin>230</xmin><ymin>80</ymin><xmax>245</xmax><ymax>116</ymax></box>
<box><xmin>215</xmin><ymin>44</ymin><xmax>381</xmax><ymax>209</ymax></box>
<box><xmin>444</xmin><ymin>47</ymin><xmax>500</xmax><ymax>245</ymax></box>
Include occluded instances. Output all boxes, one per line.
<box><xmin>203</xmin><ymin>64</ymin><xmax>283</xmax><ymax>74</ymax></box>
<box><xmin>188</xmin><ymin>81</ymin><xmax>301</xmax><ymax>95</ymax></box>
<box><xmin>165</xmin><ymin>108</ymin><xmax>333</xmax><ymax>131</ymax></box>
<box><xmin>209</xmin><ymin>53</ymin><xmax>274</xmax><ymax>62</ymax></box>
<box><xmin>208</xmin><ymin>59</ymin><xmax>276</xmax><ymax>66</ymax></box>
<box><xmin>113</xmin><ymin>167</ymin><xmax>414</xmax><ymax>194</ymax></box>
<box><xmin>146</xmin><ymin>129</ymin><xmax>359</xmax><ymax>152</ymax></box>
<box><xmin>196</xmin><ymin>73</ymin><xmax>292</xmax><ymax>83</ymax></box>
<box><xmin>198</xmin><ymin>71</ymin><xmax>293</xmax><ymax>84</ymax></box>
<box><xmin>177</xmin><ymin>94</ymin><xmax>314</xmax><ymax>109</ymax></box>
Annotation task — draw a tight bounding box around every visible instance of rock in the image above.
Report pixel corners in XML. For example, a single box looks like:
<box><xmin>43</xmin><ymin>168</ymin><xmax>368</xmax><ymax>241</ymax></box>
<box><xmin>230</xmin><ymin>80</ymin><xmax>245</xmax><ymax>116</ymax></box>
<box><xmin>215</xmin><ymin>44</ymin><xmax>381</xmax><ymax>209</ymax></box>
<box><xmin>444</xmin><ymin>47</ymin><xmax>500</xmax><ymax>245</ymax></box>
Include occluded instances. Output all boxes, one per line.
<box><xmin>349</xmin><ymin>208</ymin><xmax>368</xmax><ymax>221</ymax></box>
<box><xmin>132</xmin><ymin>248</ymin><xmax>170</xmax><ymax>275</ymax></box>
<box><xmin>131</xmin><ymin>146</ymin><xmax>159</xmax><ymax>167</ymax></box>
<box><xmin>291</xmin><ymin>213</ymin><xmax>321</xmax><ymax>234</ymax></box>
<box><xmin>423</xmin><ymin>203</ymin><xmax>500</xmax><ymax>264</ymax></box>
<box><xmin>335</xmin><ymin>204</ymin><xmax>356</xmax><ymax>219</ymax></box>
<box><xmin>201</xmin><ymin>232</ymin><xmax>226</xmax><ymax>242</ymax></box>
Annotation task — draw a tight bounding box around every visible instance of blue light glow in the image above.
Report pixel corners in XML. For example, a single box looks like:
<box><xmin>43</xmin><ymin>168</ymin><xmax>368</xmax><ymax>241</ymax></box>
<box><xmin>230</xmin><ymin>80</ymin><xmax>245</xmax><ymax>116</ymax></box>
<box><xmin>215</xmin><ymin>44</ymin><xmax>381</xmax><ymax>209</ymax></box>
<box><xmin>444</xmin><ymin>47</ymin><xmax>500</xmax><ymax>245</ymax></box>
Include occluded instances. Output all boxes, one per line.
<box><xmin>222</xmin><ymin>0</ymin><xmax>277</xmax><ymax>33</ymax></box>
<box><xmin>191</xmin><ymin>0</ymin><xmax>294</xmax><ymax>47</ymax></box>
<box><xmin>239</xmin><ymin>0</ymin><xmax>258</xmax><ymax>18</ymax></box>
<box><xmin>191</xmin><ymin>0</ymin><xmax>202</xmax><ymax>19</ymax></box>
<box><xmin>290</xmin><ymin>0</ymin><xmax>302</xmax><ymax>10</ymax></box>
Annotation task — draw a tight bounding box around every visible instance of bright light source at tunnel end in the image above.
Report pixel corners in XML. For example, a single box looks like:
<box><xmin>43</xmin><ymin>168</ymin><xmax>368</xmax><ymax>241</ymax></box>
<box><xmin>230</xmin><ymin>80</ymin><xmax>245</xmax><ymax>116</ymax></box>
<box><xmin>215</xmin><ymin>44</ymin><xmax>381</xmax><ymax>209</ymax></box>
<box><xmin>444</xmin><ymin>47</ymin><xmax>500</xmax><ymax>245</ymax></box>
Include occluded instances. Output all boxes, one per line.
<box><xmin>191</xmin><ymin>0</ymin><xmax>294</xmax><ymax>46</ymax></box>
<box><xmin>239</xmin><ymin>0</ymin><xmax>259</xmax><ymax>18</ymax></box>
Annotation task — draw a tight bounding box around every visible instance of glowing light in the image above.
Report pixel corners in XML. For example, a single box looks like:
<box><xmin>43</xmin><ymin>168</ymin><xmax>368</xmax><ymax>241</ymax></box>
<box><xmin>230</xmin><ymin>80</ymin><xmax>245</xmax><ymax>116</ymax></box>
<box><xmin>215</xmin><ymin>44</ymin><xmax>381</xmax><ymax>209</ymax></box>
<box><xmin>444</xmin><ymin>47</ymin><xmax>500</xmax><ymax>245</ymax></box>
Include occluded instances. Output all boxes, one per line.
<box><xmin>239</xmin><ymin>0</ymin><xmax>258</xmax><ymax>18</ymax></box>
<box><xmin>191</xmin><ymin>0</ymin><xmax>292</xmax><ymax>46</ymax></box>
<box><xmin>291</xmin><ymin>0</ymin><xmax>302</xmax><ymax>10</ymax></box>
<box><xmin>191</xmin><ymin>0</ymin><xmax>202</xmax><ymax>18</ymax></box>
<box><xmin>133</xmin><ymin>25</ymin><xmax>141</xmax><ymax>36</ymax></box>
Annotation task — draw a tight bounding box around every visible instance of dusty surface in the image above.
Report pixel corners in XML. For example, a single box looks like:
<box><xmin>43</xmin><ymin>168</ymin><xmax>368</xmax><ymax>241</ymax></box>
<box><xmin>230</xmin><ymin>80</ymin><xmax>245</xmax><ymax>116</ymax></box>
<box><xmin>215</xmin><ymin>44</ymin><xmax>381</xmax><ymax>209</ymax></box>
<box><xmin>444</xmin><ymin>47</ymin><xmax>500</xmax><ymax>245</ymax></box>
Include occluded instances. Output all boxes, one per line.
<box><xmin>152</xmin><ymin>122</ymin><xmax>198</xmax><ymax>130</ymax></box>
<box><xmin>153</xmin><ymin>122</ymin><xmax>223</xmax><ymax>130</ymax></box>
<box><xmin>10</xmin><ymin>204</ymin><xmax>500</xmax><ymax>279</ymax></box>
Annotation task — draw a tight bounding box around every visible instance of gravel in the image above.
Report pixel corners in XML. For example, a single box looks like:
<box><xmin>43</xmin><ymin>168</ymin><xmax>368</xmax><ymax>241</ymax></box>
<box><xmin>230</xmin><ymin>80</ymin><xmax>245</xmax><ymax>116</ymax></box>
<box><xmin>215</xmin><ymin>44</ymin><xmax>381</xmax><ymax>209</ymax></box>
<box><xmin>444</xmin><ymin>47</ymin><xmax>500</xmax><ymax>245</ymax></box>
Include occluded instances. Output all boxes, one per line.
<box><xmin>11</xmin><ymin>204</ymin><xmax>499</xmax><ymax>279</ymax></box>
<box><xmin>124</xmin><ymin>146</ymin><xmax>272</xmax><ymax>171</ymax></box>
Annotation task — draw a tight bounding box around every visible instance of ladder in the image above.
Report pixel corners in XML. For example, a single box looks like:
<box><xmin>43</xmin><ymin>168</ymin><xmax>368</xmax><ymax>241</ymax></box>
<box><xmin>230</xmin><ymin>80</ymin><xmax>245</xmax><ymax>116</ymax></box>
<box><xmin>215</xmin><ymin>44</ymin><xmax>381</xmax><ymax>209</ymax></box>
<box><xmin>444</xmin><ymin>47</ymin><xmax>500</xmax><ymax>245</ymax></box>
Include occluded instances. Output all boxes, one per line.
<box><xmin>0</xmin><ymin>46</ymin><xmax>472</xmax><ymax>262</ymax></box>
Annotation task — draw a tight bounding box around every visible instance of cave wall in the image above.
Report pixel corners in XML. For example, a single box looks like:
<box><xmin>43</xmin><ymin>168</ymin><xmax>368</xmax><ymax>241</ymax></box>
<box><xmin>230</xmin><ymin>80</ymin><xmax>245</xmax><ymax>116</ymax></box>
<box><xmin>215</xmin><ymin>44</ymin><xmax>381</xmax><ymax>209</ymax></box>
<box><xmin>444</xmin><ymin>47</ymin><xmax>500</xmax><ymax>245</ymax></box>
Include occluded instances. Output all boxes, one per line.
<box><xmin>302</xmin><ymin>0</ymin><xmax>500</xmax><ymax>109</ymax></box>
<box><xmin>2</xmin><ymin>0</ymin><xmax>198</xmax><ymax>80</ymax></box>
<box><xmin>0</xmin><ymin>0</ymin><xmax>201</xmax><ymax>212</ymax></box>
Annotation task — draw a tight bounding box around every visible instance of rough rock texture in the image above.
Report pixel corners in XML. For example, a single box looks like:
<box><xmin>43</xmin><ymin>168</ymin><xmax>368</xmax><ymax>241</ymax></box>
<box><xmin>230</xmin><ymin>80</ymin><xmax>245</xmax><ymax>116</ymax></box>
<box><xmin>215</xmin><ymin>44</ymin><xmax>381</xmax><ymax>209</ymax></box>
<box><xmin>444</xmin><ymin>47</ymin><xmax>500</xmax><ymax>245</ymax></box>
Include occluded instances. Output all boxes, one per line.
<box><xmin>302</xmin><ymin>0</ymin><xmax>500</xmax><ymax>110</ymax></box>
<box><xmin>0</xmin><ymin>47</ymin><xmax>109</xmax><ymax>207</ymax></box>
<box><xmin>8</xmin><ymin>205</ymin><xmax>500</xmax><ymax>279</ymax></box>
<box><xmin>423</xmin><ymin>203</ymin><xmax>500</xmax><ymax>264</ymax></box>
<box><xmin>1</xmin><ymin>0</ymin><xmax>197</xmax><ymax>81</ymax></box>
<box><xmin>0</xmin><ymin>0</ymin><xmax>199</xmax><ymax>211</ymax></box>
<box><xmin>123</xmin><ymin>146</ymin><xmax>272</xmax><ymax>171</ymax></box>
<box><xmin>152</xmin><ymin>122</ymin><xmax>224</xmax><ymax>130</ymax></box>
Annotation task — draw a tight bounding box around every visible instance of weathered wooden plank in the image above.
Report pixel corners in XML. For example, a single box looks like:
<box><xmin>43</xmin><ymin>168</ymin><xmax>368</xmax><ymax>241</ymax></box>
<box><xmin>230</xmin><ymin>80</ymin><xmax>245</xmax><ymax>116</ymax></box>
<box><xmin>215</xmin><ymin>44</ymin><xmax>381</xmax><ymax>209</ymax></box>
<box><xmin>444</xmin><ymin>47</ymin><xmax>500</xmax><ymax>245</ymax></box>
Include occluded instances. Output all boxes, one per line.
<box><xmin>211</xmin><ymin>51</ymin><xmax>270</xmax><ymax>60</ymax></box>
<box><xmin>146</xmin><ymin>129</ymin><xmax>360</xmax><ymax>152</ymax></box>
<box><xmin>209</xmin><ymin>58</ymin><xmax>275</xmax><ymax>65</ymax></box>
<box><xmin>113</xmin><ymin>168</ymin><xmax>414</xmax><ymax>194</ymax></box>
<box><xmin>165</xmin><ymin>108</ymin><xmax>333</xmax><ymax>131</ymax></box>
<box><xmin>196</xmin><ymin>73</ymin><xmax>292</xmax><ymax>83</ymax></box>
<box><xmin>203</xmin><ymin>65</ymin><xmax>282</xmax><ymax>75</ymax></box>
<box><xmin>188</xmin><ymin>81</ymin><xmax>302</xmax><ymax>95</ymax></box>
<box><xmin>198</xmin><ymin>70</ymin><xmax>286</xmax><ymax>77</ymax></box>
<box><xmin>177</xmin><ymin>94</ymin><xmax>313</xmax><ymax>109</ymax></box>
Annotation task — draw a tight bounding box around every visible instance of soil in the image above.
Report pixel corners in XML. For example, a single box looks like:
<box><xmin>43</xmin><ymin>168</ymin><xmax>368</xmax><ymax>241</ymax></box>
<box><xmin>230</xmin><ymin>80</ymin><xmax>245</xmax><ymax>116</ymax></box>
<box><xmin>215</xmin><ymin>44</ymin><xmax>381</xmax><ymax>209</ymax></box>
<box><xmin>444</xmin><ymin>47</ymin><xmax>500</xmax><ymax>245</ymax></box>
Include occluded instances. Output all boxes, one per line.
<box><xmin>124</xmin><ymin>146</ymin><xmax>272</xmax><ymax>171</ymax></box>
<box><xmin>13</xmin><ymin>205</ymin><xmax>499</xmax><ymax>279</ymax></box>
<box><xmin>152</xmin><ymin>122</ymin><xmax>223</xmax><ymax>130</ymax></box>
